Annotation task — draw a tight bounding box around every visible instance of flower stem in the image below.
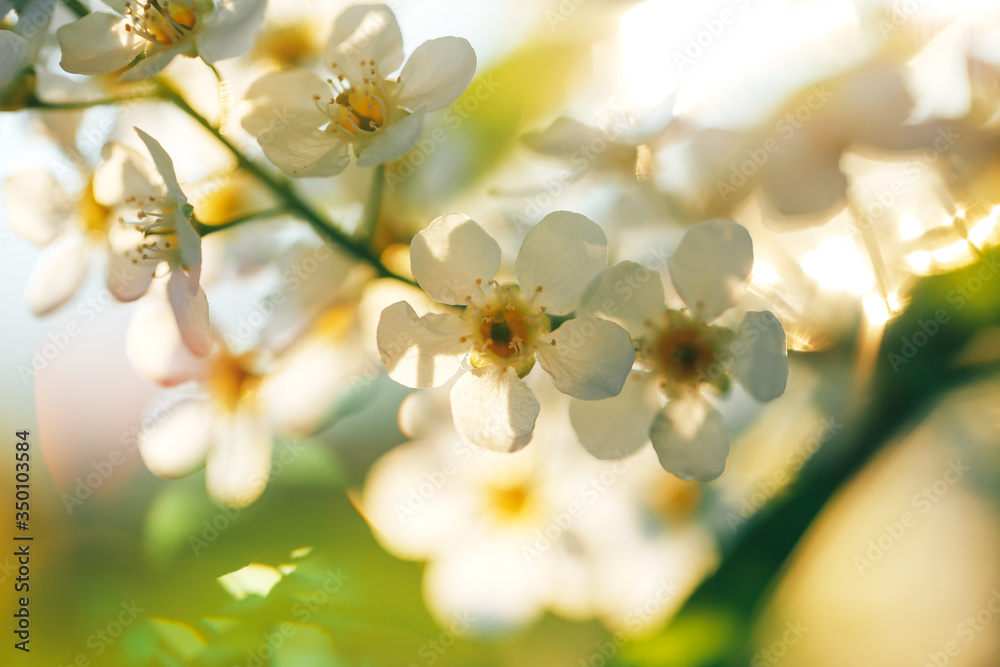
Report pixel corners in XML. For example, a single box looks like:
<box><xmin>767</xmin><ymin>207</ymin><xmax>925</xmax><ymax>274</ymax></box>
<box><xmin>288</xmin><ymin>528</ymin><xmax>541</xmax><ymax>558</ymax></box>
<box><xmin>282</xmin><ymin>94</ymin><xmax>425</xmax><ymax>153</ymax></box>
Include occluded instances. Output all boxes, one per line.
<box><xmin>157</xmin><ymin>81</ymin><xmax>414</xmax><ymax>285</ymax></box>
<box><xmin>60</xmin><ymin>0</ymin><xmax>89</xmax><ymax>18</ymax></box>
<box><xmin>358</xmin><ymin>164</ymin><xmax>385</xmax><ymax>242</ymax></box>
<box><xmin>194</xmin><ymin>208</ymin><xmax>289</xmax><ymax>237</ymax></box>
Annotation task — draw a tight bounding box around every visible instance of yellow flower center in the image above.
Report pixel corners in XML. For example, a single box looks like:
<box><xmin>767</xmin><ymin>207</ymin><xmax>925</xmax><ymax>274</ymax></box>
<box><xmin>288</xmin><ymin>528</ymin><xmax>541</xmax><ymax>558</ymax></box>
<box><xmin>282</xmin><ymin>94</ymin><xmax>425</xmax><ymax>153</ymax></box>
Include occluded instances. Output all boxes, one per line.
<box><xmin>641</xmin><ymin>309</ymin><xmax>734</xmax><ymax>398</ymax></box>
<box><xmin>486</xmin><ymin>479</ymin><xmax>538</xmax><ymax>524</ymax></box>
<box><xmin>463</xmin><ymin>283</ymin><xmax>550</xmax><ymax>378</ymax></box>
<box><xmin>314</xmin><ymin>59</ymin><xmax>398</xmax><ymax>140</ymax></box>
<box><xmin>208</xmin><ymin>350</ymin><xmax>261</xmax><ymax>413</ymax></box>
<box><xmin>78</xmin><ymin>177</ymin><xmax>113</xmax><ymax>239</ymax></box>
<box><xmin>123</xmin><ymin>1</ymin><xmax>198</xmax><ymax>46</ymax></box>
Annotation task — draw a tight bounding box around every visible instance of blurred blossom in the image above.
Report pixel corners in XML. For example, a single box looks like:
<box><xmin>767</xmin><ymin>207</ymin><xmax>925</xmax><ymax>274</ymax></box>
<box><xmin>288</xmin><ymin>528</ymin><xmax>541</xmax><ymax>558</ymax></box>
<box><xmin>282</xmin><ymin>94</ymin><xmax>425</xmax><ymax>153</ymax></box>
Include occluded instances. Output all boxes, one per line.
<box><xmin>241</xmin><ymin>3</ymin><xmax>477</xmax><ymax>176</ymax></box>
<box><xmin>575</xmin><ymin>218</ymin><xmax>788</xmax><ymax>480</ymax></box>
<box><xmin>377</xmin><ymin>210</ymin><xmax>634</xmax><ymax>453</ymax></box>
<box><xmin>360</xmin><ymin>380</ymin><xmax>717</xmax><ymax>635</ymax></box>
<box><xmin>56</xmin><ymin>0</ymin><xmax>267</xmax><ymax>81</ymax></box>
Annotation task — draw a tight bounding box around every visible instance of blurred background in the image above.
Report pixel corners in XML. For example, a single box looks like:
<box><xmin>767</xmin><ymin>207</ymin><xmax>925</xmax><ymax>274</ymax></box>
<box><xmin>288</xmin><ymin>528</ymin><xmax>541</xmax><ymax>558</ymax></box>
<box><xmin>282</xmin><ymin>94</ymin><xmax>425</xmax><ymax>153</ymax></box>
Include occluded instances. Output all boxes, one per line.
<box><xmin>2</xmin><ymin>0</ymin><xmax>1000</xmax><ymax>665</ymax></box>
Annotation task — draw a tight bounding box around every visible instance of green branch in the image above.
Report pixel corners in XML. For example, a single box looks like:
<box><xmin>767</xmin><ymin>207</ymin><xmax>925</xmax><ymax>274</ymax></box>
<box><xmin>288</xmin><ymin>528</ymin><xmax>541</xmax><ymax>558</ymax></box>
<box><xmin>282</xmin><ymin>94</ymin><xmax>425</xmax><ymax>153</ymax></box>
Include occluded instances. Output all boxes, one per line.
<box><xmin>193</xmin><ymin>208</ymin><xmax>289</xmax><ymax>237</ymax></box>
<box><xmin>358</xmin><ymin>163</ymin><xmax>385</xmax><ymax>242</ymax></box>
<box><xmin>157</xmin><ymin>81</ymin><xmax>414</xmax><ymax>285</ymax></box>
<box><xmin>60</xmin><ymin>0</ymin><xmax>89</xmax><ymax>18</ymax></box>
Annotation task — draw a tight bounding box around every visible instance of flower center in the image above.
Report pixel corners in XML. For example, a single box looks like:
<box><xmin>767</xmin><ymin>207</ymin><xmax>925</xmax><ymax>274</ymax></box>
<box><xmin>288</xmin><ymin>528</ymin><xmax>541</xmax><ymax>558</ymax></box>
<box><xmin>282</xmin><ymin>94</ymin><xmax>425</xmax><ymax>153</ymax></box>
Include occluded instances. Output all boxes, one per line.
<box><xmin>486</xmin><ymin>479</ymin><xmax>538</xmax><ymax>524</ymax></box>
<box><xmin>118</xmin><ymin>193</ymin><xmax>184</xmax><ymax>268</ymax></box>
<box><xmin>642</xmin><ymin>309</ymin><xmax>734</xmax><ymax>398</ymax></box>
<box><xmin>463</xmin><ymin>282</ymin><xmax>550</xmax><ymax>377</ymax></box>
<box><xmin>78</xmin><ymin>177</ymin><xmax>113</xmax><ymax>239</ymax></box>
<box><xmin>208</xmin><ymin>351</ymin><xmax>261</xmax><ymax>413</ymax></box>
<box><xmin>123</xmin><ymin>1</ymin><xmax>197</xmax><ymax>46</ymax></box>
<box><xmin>314</xmin><ymin>59</ymin><xmax>397</xmax><ymax>139</ymax></box>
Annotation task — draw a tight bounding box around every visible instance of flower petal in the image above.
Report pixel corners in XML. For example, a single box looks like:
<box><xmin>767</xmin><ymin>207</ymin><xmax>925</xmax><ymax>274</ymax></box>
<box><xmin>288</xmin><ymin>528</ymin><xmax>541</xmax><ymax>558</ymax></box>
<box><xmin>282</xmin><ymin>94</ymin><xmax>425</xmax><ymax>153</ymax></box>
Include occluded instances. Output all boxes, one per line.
<box><xmin>94</xmin><ymin>142</ymin><xmax>164</xmax><ymax>205</ymax></box>
<box><xmin>410</xmin><ymin>212</ymin><xmax>501</xmax><ymax>306</ymax></box>
<box><xmin>568</xmin><ymin>371</ymin><xmax>660</xmax><ymax>459</ymax></box>
<box><xmin>449</xmin><ymin>366</ymin><xmax>540</xmax><ymax>452</ymax></box>
<box><xmin>119</xmin><ymin>46</ymin><xmax>184</xmax><ymax>82</ymax></box>
<box><xmin>324</xmin><ymin>3</ymin><xmax>403</xmax><ymax>83</ymax></box>
<box><xmin>196</xmin><ymin>0</ymin><xmax>267</xmax><ymax>63</ymax></box>
<box><xmin>356</xmin><ymin>111</ymin><xmax>425</xmax><ymax>166</ymax></box>
<box><xmin>24</xmin><ymin>229</ymin><xmax>89</xmax><ymax>315</ymax></box>
<box><xmin>138</xmin><ymin>399</ymin><xmax>213</xmax><ymax>478</ymax></box>
<box><xmin>668</xmin><ymin>218</ymin><xmax>753</xmax><ymax>321</ymax></box>
<box><xmin>377</xmin><ymin>300</ymin><xmax>470</xmax><ymax>388</ymax></box>
<box><xmin>107</xmin><ymin>228</ymin><xmax>157</xmax><ymax>302</ymax></box>
<box><xmin>167</xmin><ymin>270</ymin><xmax>212</xmax><ymax>357</ymax></box>
<box><xmin>126</xmin><ymin>292</ymin><xmax>207</xmax><ymax>386</ymax></box>
<box><xmin>650</xmin><ymin>396</ymin><xmax>730</xmax><ymax>481</ymax></box>
<box><xmin>3</xmin><ymin>170</ymin><xmax>72</xmax><ymax>245</ymax></box>
<box><xmin>241</xmin><ymin>69</ymin><xmax>330</xmax><ymax>136</ymax></box>
<box><xmin>580</xmin><ymin>260</ymin><xmax>665</xmax><ymax>338</ymax></box>
<box><xmin>732</xmin><ymin>310</ymin><xmax>788</xmax><ymax>402</ymax></box>
<box><xmin>57</xmin><ymin>12</ymin><xmax>145</xmax><ymax>75</ymax></box>
<box><xmin>515</xmin><ymin>211</ymin><xmax>608</xmax><ymax>315</ymax></box>
<box><xmin>260</xmin><ymin>124</ymin><xmax>350</xmax><ymax>178</ymax></box>
<box><xmin>206</xmin><ymin>409</ymin><xmax>273</xmax><ymax>508</ymax></box>
<box><xmin>535</xmin><ymin>316</ymin><xmax>634</xmax><ymax>400</ymax></box>
<box><xmin>397</xmin><ymin>37</ymin><xmax>477</xmax><ymax>113</ymax></box>
<box><xmin>0</xmin><ymin>30</ymin><xmax>27</xmax><ymax>88</ymax></box>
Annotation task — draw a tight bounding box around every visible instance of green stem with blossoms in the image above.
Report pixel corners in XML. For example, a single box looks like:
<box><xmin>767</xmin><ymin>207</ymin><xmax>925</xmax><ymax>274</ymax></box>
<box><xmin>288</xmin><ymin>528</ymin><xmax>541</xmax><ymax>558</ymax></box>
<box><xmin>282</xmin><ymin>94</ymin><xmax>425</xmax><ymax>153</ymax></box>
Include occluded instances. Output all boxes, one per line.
<box><xmin>156</xmin><ymin>82</ymin><xmax>415</xmax><ymax>285</ymax></box>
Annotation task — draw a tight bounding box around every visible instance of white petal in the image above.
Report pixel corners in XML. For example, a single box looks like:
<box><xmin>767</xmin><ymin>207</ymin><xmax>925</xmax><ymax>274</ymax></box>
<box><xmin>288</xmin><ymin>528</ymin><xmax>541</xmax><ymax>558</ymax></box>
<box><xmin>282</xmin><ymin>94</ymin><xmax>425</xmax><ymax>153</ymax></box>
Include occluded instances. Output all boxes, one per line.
<box><xmin>126</xmin><ymin>295</ymin><xmax>207</xmax><ymax>386</ymax></box>
<box><xmin>535</xmin><ymin>316</ymin><xmax>634</xmax><ymax>400</ymax></box>
<box><xmin>449</xmin><ymin>366</ymin><xmax>540</xmax><ymax>453</ymax></box>
<box><xmin>3</xmin><ymin>170</ymin><xmax>72</xmax><ymax>245</ymax></box>
<box><xmin>356</xmin><ymin>111</ymin><xmax>425</xmax><ymax>166</ymax></box>
<box><xmin>515</xmin><ymin>211</ymin><xmax>608</xmax><ymax>315</ymax></box>
<box><xmin>580</xmin><ymin>260</ymin><xmax>665</xmax><ymax>338</ymax></box>
<box><xmin>668</xmin><ymin>218</ymin><xmax>753</xmax><ymax>321</ymax></box>
<box><xmin>410</xmin><ymin>212</ymin><xmax>501</xmax><ymax>306</ymax></box>
<box><xmin>24</xmin><ymin>230</ymin><xmax>89</xmax><ymax>315</ymax></box>
<box><xmin>376</xmin><ymin>300</ymin><xmax>470</xmax><ymax>388</ymax></box>
<box><xmin>138</xmin><ymin>400</ymin><xmax>214</xmax><ymax>478</ymax></box>
<box><xmin>568</xmin><ymin>371</ymin><xmax>660</xmax><ymax>459</ymax></box>
<box><xmin>259</xmin><ymin>124</ymin><xmax>351</xmax><ymax>178</ymax></box>
<box><xmin>424</xmin><ymin>542</ymin><xmax>546</xmax><ymax>634</ymax></box>
<box><xmin>0</xmin><ymin>30</ymin><xmax>27</xmax><ymax>88</ymax></box>
<box><xmin>107</xmin><ymin>231</ymin><xmax>157</xmax><ymax>302</ymax></box>
<box><xmin>206</xmin><ymin>409</ymin><xmax>273</xmax><ymax>508</ymax></box>
<box><xmin>196</xmin><ymin>0</ymin><xmax>267</xmax><ymax>63</ymax></box>
<box><xmin>324</xmin><ymin>3</ymin><xmax>403</xmax><ymax>84</ymax></box>
<box><xmin>56</xmin><ymin>12</ymin><xmax>145</xmax><ymax>75</ymax></box>
<box><xmin>397</xmin><ymin>37</ymin><xmax>477</xmax><ymax>113</ymax></box>
<box><xmin>94</xmin><ymin>142</ymin><xmax>164</xmax><ymax>205</ymax></box>
<box><xmin>241</xmin><ymin>69</ymin><xmax>330</xmax><ymax>137</ymax></box>
<box><xmin>732</xmin><ymin>310</ymin><xmax>788</xmax><ymax>402</ymax></box>
<box><xmin>167</xmin><ymin>270</ymin><xmax>212</xmax><ymax>357</ymax></box>
<box><xmin>118</xmin><ymin>46</ymin><xmax>183</xmax><ymax>82</ymax></box>
<box><xmin>649</xmin><ymin>396</ymin><xmax>730</xmax><ymax>481</ymax></box>
<box><xmin>133</xmin><ymin>128</ymin><xmax>186</xmax><ymax>205</ymax></box>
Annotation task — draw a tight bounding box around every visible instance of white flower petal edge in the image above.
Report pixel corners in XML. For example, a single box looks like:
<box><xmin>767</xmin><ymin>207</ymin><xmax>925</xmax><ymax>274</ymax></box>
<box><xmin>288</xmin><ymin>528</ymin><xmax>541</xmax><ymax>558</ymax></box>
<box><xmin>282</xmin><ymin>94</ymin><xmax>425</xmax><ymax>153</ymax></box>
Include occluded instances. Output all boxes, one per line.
<box><xmin>649</xmin><ymin>396</ymin><xmax>730</xmax><ymax>481</ymax></box>
<box><xmin>515</xmin><ymin>211</ymin><xmax>609</xmax><ymax>315</ymax></box>
<box><xmin>56</xmin><ymin>12</ymin><xmax>145</xmax><ymax>75</ymax></box>
<box><xmin>25</xmin><ymin>229</ymin><xmax>90</xmax><ymax>316</ymax></box>
<box><xmin>581</xmin><ymin>260</ymin><xmax>666</xmax><ymax>338</ymax></box>
<box><xmin>397</xmin><ymin>37</ymin><xmax>477</xmax><ymax>113</ymax></box>
<box><xmin>167</xmin><ymin>271</ymin><xmax>213</xmax><ymax>358</ymax></box>
<box><xmin>410</xmin><ymin>213</ymin><xmax>502</xmax><ymax>306</ymax></box>
<box><xmin>568</xmin><ymin>371</ymin><xmax>661</xmax><ymax>459</ymax></box>
<box><xmin>138</xmin><ymin>400</ymin><xmax>214</xmax><ymax>478</ymax></box>
<box><xmin>356</xmin><ymin>111</ymin><xmax>426</xmax><ymax>166</ymax></box>
<box><xmin>377</xmin><ymin>301</ymin><xmax>471</xmax><ymax>388</ymax></box>
<box><xmin>94</xmin><ymin>142</ymin><xmax>164</xmax><ymax>205</ymax></box>
<box><xmin>206</xmin><ymin>409</ymin><xmax>273</xmax><ymax>508</ymax></box>
<box><xmin>450</xmin><ymin>366</ymin><xmax>540</xmax><ymax>453</ymax></box>
<box><xmin>668</xmin><ymin>218</ymin><xmax>753</xmax><ymax>322</ymax></box>
<box><xmin>535</xmin><ymin>316</ymin><xmax>634</xmax><ymax>400</ymax></box>
<box><xmin>126</xmin><ymin>293</ymin><xmax>207</xmax><ymax>387</ymax></box>
<box><xmin>732</xmin><ymin>310</ymin><xmax>788</xmax><ymax>402</ymax></box>
<box><xmin>196</xmin><ymin>0</ymin><xmax>267</xmax><ymax>64</ymax></box>
<box><xmin>3</xmin><ymin>170</ymin><xmax>73</xmax><ymax>246</ymax></box>
<box><xmin>323</xmin><ymin>3</ymin><xmax>404</xmax><ymax>84</ymax></box>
